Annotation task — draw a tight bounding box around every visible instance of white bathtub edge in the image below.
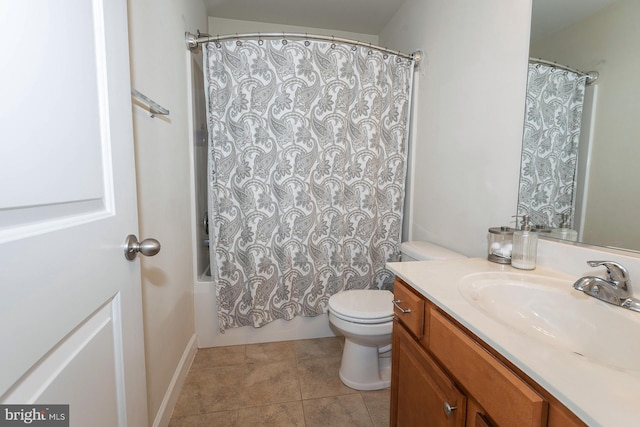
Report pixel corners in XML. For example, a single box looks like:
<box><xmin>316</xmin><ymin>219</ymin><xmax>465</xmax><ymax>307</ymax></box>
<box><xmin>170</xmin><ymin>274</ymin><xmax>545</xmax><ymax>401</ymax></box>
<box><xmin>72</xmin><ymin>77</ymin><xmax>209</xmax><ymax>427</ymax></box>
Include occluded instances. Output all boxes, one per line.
<box><xmin>194</xmin><ymin>280</ymin><xmax>337</xmax><ymax>348</ymax></box>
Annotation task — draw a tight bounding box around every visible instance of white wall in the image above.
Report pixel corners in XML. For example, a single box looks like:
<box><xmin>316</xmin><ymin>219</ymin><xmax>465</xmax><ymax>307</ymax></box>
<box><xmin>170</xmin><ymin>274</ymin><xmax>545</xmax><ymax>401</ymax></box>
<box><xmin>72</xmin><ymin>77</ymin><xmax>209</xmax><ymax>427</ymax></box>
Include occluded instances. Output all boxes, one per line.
<box><xmin>127</xmin><ymin>0</ymin><xmax>207</xmax><ymax>424</ymax></box>
<box><xmin>530</xmin><ymin>0</ymin><xmax>640</xmax><ymax>251</ymax></box>
<box><xmin>208</xmin><ymin>17</ymin><xmax>379</xmax><ymax>44</ymax></box>
<box><xmin>379</xmin><ymin>0</ymin><xmax>532</xmax><ymax>257</ymax></box>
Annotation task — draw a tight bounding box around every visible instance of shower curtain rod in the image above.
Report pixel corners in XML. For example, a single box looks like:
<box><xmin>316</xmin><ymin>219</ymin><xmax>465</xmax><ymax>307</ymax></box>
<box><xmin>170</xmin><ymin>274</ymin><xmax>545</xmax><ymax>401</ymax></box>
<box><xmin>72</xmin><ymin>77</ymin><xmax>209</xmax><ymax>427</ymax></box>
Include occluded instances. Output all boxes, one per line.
<box><xmin>185</xmin><ymin>31</ymin><xmax>422</xmax><ymax>66</ymax></box>
<box><xmin>529</xmin><ymin>57</ymin><xmax>598</xmax><ymax>85</ymax></box>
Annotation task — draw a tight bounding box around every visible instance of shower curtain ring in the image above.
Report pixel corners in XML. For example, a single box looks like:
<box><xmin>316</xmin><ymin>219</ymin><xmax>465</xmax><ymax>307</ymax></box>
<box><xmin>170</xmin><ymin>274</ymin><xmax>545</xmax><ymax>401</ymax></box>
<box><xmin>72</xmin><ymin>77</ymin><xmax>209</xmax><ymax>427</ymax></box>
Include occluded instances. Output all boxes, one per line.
<box><xmin>258</xmin><ymin>32</ymin><xmax>263</xmax><ymax>46</ymax></box>
<box><xmin>331</xmin><ymin>35</ymin><xmax>336</xmax><ymax>49</ymax></box>
<box><xmin>282</xmin><ymin>32</ymin><xmax>287</xmax><ymax>45</ymax></box>
<box><xmin>304</xmin><ymin>33</ymin><xmax>310</xmax><ymax>46</ymax></box>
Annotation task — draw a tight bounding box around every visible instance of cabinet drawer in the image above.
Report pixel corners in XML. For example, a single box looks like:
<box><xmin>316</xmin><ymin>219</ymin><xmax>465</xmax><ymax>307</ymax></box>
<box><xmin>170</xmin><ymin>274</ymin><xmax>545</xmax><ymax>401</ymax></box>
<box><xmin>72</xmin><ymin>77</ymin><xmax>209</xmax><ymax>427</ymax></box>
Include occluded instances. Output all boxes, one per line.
<box><xmin>393</xmin><ymin>279</ymin><xmax>425</xmax><ymax>339</ymax></box>
<box><xmin>429</xmin><ymin>310</ymin><xmax>547</xmax><ymax>427</ymax></box>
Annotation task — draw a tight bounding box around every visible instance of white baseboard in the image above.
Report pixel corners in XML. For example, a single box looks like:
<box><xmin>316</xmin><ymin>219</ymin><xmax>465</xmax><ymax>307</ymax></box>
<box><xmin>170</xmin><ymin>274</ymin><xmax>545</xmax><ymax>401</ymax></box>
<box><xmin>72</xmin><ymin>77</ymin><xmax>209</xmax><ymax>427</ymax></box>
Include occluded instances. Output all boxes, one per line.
<box><xmin>151</xmin><ymin>333</ymin><xmax>198</xmax><ymax>427</ymax></box>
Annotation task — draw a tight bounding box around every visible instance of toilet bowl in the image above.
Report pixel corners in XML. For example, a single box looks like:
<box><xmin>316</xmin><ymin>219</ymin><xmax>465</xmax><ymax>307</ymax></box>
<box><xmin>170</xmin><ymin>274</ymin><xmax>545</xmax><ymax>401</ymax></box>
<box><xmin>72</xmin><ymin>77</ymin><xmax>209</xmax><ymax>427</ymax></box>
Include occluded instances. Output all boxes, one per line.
<box><xmin>328</xmin><ymin>289</ymin><xmax>394</xmax><ymax>390</ymax></box>
<box><xmin>328</xmin><ymin>241</ymin><xmax>465</xmax><ymax>390</ymax></box>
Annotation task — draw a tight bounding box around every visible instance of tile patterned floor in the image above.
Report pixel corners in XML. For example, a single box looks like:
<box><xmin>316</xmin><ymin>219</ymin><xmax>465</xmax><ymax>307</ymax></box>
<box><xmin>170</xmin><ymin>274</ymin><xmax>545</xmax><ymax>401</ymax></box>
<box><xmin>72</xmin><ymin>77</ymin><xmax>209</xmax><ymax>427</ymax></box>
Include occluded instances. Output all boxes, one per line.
<box><xmin>169</xmin><ymin>337</ymin><xmax>390</xmax><ymax>426</ymax></box>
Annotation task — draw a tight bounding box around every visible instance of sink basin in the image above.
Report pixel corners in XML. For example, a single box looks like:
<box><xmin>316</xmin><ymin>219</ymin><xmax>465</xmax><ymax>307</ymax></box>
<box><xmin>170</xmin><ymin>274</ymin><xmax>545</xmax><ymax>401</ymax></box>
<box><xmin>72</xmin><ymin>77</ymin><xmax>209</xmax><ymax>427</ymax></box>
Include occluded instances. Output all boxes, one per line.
<box><xmin>458</xmin><ymin>271</ymin><xmax>640</xmax><ymax>371</ymax></box>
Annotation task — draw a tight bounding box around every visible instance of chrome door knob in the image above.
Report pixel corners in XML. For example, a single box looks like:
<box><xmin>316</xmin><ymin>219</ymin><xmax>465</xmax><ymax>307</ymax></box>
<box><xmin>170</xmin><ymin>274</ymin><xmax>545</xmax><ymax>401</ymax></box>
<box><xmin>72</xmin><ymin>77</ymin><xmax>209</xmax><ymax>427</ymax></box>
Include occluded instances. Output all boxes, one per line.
<box><xmin>124</xmin><ymin>234</ymin><xmax>161</xmax><ymax>261</ymax></box>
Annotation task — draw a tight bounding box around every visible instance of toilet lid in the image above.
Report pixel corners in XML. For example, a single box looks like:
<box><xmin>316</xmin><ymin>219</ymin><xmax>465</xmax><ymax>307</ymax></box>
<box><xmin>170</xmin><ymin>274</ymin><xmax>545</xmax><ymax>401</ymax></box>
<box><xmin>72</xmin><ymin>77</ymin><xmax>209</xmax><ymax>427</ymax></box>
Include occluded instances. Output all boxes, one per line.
<box><xmin>328</xmin><ymin>290</ymin><xmax>394</xmax><ymax>323</ymax></box>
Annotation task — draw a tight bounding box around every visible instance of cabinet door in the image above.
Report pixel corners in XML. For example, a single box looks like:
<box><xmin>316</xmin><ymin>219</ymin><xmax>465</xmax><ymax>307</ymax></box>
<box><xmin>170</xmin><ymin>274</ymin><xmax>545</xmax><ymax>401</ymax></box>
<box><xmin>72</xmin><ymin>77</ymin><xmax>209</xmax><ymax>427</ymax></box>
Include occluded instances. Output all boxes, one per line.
<box><xmin>392</xmin><ymin>322</ymin><xmax>466</xmax><ymax>427</ymax></box>
<box><xmin>429</xmin><ymin>310</ymin><xmax>547</xmax><ymax>427</ymax></box>
<box><xmin>473</xmin><ymin>413</ymin><xmax>493</xmax><ymax>427</ymax></box>
<box><xmin>466</xmin><ymin>398</ymin><xmax>495</xmax><ymax>427</ymax></box>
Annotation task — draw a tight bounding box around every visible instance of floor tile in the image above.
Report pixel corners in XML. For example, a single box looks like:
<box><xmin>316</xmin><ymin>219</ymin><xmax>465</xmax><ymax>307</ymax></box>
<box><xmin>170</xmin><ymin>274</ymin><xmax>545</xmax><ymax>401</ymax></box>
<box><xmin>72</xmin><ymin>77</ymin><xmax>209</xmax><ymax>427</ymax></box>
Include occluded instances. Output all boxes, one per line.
<box><xmin>246</xmin><ymin>341</ymin><xmax>296</xmax><ymax>364</ymax></box>
<box><xmin>303</xmin><ymin>394</ymin><xmax>373</xmax><ymax>427</ymax></box>
<box><xmin>191</xmin><ymin>345</ymin><xmax>246</xmax><ymax>370</ymax></box>
<box><xmin>237</xmin><ymin>401</ymin><xmax>305</xmax><ymax>426</ymax></box>
<box><xmin>168</xmin><ymin>410</ymin><xmax>238</xmax><ymax>427</ymax></box>
<box><xmin>240</xmin><ymin>360</ymin><xmax>301</xmax><ymax>407</ymax></box>
<box><xmin>173</xmin><ymin>366</ymin><xmax>245</xmax><ymax>416</ymax></box>
<box><xmin>169</xmin><ymin>337</ymin><xmax>390</xmax><ymax>426</ymax></box>
<box><xmin>297</xmin><ymin>356</ymin><xmax>356</xmax><ymax>399</ymax></box>
<box><xmin>294</xmin><ymin>336</ymin><xmax>344</xmax><ymax>361</ymax></box>
<box><xmin>362</xmin><ymin>389</ymin><xmax>391</xmax><ymax>427</ymax></box>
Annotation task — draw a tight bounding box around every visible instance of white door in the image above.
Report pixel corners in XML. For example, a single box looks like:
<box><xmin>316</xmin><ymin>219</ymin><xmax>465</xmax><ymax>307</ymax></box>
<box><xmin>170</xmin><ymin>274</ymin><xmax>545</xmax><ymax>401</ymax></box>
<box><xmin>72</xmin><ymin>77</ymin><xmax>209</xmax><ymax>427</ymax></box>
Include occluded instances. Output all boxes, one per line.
<box><xmin>0</xmin><ymin>1</ymin><xmax>148</xmax><ymax>426</ymax></box>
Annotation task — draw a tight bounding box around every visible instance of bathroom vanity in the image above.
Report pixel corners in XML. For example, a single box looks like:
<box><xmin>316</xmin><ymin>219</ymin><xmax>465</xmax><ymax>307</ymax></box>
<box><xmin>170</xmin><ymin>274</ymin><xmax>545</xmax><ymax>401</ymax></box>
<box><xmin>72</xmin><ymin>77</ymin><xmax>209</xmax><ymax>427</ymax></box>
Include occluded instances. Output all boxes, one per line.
<box><xmin>387</xmin><ymin>258</ymin><xmax>640</xmax><ymax>426</ymax></box>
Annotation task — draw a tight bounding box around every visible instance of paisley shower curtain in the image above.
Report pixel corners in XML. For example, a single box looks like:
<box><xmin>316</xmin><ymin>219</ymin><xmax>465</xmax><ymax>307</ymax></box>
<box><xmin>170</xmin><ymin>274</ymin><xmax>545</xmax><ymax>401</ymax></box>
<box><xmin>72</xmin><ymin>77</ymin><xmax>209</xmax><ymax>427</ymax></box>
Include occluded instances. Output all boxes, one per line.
<box><xmin>517</xmin><ymin>63</ymin><xmax>587</xmax><ymax>228</ymax></box>
<box><xmin>204</xmin><ymin>39</ymin><xmax>414</xmax><ymax>330</ymax></box>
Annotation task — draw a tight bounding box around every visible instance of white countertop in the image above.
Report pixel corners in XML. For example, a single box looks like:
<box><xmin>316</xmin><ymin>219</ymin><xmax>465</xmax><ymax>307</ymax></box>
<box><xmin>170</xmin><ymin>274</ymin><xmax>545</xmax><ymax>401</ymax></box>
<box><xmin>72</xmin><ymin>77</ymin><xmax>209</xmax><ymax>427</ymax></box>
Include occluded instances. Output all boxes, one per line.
<box><xmin>387</xmin><ymin>257</ymin><xmax>640</xmax><ymax>427</ymax></box>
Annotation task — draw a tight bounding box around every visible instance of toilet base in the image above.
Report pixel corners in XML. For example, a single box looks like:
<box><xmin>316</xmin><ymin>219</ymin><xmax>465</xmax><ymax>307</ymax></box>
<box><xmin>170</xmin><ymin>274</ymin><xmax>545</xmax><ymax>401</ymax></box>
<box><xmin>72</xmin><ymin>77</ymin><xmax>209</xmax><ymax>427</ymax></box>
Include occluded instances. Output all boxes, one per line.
<box><xmin>338</xmin><ymin>339</ymin><xmax>391</xmax><ymax>391</ymax></box>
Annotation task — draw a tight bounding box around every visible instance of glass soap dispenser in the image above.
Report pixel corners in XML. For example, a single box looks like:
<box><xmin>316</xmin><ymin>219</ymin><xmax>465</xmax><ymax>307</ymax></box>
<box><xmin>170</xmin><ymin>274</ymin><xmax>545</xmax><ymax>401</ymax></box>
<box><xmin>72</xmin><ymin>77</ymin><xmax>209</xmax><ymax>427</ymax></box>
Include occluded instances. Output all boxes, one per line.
<box><xmin>512</xmin><ymin>214</ymin><xmax>538</xmax><ymax>270</ymax></box>
<box><xmin>550</xmin><ymin>213</ymin><xmax>578</xmax><ymax>242</ymax></box>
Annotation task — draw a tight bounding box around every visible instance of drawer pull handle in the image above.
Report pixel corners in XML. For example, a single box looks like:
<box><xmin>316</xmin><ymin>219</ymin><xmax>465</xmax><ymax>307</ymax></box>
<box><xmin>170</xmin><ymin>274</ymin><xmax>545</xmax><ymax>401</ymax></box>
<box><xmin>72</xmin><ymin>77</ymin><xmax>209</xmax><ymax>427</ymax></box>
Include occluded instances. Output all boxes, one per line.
<box><xmin>443</xmin><ymin>402</ymin><xmax>457</xmax><ymax>417</ymax></box>
<box><xmin>392</xmin><ymin>299</ymin><xmax>412</xmax><ymax>313</ymax></box>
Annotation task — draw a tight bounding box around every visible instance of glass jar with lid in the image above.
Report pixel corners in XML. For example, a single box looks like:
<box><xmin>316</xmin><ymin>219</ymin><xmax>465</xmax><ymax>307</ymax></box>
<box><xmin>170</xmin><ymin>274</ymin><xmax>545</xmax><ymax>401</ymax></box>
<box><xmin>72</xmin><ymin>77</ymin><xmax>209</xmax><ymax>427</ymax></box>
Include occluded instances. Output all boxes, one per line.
<box><xmin>487</xmin><ymin>226</ymin><xmax>515</xmax><ymax>264</ymax></box>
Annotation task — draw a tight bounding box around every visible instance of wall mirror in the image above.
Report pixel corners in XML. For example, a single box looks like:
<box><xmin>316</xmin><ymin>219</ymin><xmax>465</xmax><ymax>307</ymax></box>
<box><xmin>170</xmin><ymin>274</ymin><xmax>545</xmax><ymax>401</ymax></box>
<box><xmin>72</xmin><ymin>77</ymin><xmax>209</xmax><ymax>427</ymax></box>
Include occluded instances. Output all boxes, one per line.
<box><xmin>518</xmin><ymin>0</ymin><xmax>640</xmax><ymax>252</ymax></box>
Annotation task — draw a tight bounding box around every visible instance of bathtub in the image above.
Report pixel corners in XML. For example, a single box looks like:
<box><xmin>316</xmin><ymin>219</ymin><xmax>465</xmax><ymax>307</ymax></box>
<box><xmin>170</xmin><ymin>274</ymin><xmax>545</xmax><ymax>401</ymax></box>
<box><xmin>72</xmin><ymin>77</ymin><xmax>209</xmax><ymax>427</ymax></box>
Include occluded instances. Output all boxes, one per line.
<box><xmin>194</xmin><ymin>268</ymin><xmax>337</xmax><ymax>347</ymax></box>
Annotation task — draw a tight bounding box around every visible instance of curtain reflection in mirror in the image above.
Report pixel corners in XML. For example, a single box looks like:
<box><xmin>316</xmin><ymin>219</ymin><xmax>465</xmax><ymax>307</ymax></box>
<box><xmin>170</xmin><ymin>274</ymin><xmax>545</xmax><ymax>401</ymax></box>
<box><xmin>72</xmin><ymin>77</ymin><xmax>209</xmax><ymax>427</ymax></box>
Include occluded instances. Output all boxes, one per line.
<box><xmin>517</xmin><ymin>63</ymin><xmax>587</xmax><ymax>231</ymax></box>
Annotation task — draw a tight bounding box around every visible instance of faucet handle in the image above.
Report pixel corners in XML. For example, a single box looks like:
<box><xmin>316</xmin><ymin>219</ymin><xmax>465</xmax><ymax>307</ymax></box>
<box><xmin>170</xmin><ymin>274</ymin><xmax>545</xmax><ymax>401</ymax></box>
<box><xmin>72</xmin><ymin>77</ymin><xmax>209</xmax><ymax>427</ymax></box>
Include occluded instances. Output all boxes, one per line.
<box><xmin>587</xmin><ymin>261</ymin><xmax>630</xmax><ymax>286</ymax></box>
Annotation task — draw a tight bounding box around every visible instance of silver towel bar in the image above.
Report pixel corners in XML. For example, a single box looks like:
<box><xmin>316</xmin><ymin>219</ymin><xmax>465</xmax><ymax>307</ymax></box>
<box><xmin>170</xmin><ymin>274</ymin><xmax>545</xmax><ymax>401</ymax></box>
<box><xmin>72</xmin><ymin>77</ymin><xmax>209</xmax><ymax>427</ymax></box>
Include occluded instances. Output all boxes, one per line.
<box><xmin>131</xmin><ymin>88</ymin><xmax>170</xmax><ymax>117</ymax></box>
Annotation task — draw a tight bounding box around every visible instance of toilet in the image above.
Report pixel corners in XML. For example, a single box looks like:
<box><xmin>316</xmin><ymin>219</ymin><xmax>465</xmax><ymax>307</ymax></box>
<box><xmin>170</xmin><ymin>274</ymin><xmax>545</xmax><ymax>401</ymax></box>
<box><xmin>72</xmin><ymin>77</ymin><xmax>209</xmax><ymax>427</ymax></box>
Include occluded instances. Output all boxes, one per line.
<box><xmin>328</xmin><ymin>241</ymin><xmax>466</xmax><ymax>390</ymax></box>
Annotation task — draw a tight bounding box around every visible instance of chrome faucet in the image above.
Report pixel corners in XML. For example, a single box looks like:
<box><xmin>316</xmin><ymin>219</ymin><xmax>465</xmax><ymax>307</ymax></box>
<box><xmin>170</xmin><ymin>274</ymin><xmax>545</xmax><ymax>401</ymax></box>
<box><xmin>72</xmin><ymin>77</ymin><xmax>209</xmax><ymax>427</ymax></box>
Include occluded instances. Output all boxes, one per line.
<box><xmin>573</xmin><ymin>261</ymin><xmax>640</xmax><ymax>312</ymax></box>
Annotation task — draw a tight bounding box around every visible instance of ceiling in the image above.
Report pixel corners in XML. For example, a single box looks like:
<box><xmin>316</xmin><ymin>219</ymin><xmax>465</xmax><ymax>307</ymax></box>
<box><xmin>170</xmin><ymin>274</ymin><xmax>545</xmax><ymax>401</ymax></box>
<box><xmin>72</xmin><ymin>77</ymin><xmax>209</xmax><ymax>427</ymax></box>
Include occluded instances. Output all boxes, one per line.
<box><xmin>203</xmin><ymin>0</ymin><xmax>619</xmax><ymax>43</ymax></box>
<box><xmin>531</xmin><ymin>0</ymin><xmax>617</xmax><ymax>41</ymax></box>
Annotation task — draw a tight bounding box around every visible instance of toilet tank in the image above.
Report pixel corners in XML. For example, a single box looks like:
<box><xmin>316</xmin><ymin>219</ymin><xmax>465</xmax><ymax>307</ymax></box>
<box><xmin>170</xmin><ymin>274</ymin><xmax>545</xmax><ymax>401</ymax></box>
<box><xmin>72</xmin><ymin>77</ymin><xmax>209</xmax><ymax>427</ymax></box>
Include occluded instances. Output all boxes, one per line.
<box><xmin>400</xmin><ymin>241</ymin><xmax>466</xmax><ymax>261</ymax></box>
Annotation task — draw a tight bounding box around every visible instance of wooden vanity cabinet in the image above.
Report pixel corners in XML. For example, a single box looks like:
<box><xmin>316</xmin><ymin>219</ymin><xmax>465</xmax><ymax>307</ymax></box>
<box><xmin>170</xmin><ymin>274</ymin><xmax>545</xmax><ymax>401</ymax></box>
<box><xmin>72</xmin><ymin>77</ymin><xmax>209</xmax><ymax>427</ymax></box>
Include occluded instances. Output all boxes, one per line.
<box><xmin>392</xmin><ymin>321</ymin><xmax>466</xmax><ymax>426</ymax></box>
<box><xmin>391</xmin><ymin>278</ymin><xmax>586</xmax><ymax>427</ymax></box>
